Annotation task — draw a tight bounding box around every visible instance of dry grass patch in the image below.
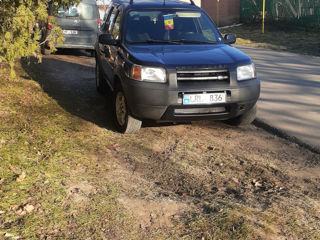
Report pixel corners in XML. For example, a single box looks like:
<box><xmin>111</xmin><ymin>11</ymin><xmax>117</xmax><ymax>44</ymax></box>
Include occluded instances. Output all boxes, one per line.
<box><xmin>0</xmin><ymin>62</ymin><xmax>135</xmax><ymax>239</ymax></box>
<box><xmin>220</xmin><ymin>23</ymin><xmax>320</xmax><ymax>57</ymax></box>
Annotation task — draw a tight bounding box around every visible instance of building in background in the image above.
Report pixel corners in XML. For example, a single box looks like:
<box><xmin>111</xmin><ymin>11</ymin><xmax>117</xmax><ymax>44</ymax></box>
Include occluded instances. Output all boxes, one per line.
<box><xmin>182</xmin><ymin>0</ymin><xmax>240</xmax><ymax>26</ymax></box>
<box><xmin>202</xmin><ymin>0</ymin><xmax>240</xmax><ymax>26</ymax></box>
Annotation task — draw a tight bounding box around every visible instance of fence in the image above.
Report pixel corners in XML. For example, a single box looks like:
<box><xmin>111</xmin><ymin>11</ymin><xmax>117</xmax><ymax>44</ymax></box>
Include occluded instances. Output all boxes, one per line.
<box><xmin>240</xmin><ymin>0</ymin><xmax>320</xmax><ymax>27</ymax></box>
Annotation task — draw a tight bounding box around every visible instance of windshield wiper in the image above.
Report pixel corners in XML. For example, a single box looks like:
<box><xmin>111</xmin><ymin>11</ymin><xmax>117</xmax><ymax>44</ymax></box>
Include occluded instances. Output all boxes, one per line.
<box><xmin>127</xmin><ymin>39</ymin><xmax>217</xmax><ymax>45</ymax></box>
<box><xmin>127</xmin><ymin>40</ymin><xmax>181</xmax><ymax>44</ymax></box>
<box><xmin>171</xmin><ymin>39</ymin><xmax>218</xmax><ymax>44</ymax></box>
<box><xmin>147</xmin><ymin>40</ymin><xmax>183</xmax><ymax>44</ymax></box>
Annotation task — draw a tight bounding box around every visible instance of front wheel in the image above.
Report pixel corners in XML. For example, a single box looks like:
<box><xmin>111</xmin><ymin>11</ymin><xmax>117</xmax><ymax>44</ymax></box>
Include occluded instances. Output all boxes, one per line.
<box><xmin>225</xmin><ymin>104</ymin><xmax>257</xmax><ymax>126</ymax></box>
<box><xmin>113</xmin><ymin>87</ymin><xmax>142</xmax><ymax>134</ymax></box>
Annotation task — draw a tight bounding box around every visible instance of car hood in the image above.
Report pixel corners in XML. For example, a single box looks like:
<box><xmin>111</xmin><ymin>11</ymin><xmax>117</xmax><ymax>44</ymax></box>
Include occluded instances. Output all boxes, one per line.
<box><xmin>126</xmin><ymin>44</ymin><xmax>251</xmax><ymax>69</ymax></box>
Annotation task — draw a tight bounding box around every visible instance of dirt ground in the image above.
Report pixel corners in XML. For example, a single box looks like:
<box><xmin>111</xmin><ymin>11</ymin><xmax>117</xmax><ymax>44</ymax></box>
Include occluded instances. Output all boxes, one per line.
<box><xmin>16</xmin><ymin>49</ymin><xmax>320</xmax><ymax>239</ymax></box>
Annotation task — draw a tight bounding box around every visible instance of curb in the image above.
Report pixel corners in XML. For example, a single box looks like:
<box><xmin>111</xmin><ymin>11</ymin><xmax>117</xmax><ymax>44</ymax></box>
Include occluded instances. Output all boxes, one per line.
<box><xmin>253</xmin><ymin>118</ymin><xmax>320</xmax><ymax>154</ymax></box>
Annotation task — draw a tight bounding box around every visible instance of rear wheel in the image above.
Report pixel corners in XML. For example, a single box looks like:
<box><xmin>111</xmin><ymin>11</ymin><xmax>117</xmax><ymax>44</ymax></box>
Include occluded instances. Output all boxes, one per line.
<box><xmin>113</xmin><ymin>86</ymin><xmax>142</xmax><ymax>134</ymax></box>
<box><xmin>225</xmin><ymin>104</ymin><xmax>257</xmax><ymax>126</ymax></box>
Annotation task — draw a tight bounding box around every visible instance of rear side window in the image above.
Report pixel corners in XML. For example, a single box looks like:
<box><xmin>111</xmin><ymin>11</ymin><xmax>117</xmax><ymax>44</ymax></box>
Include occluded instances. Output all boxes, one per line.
<box><xmin>108</xmin><ymin>7</ymin><xmax>118</xmax><ymax>32</ymax></box>
<box><xmin>103</xmin><ymin>5</ymin><xmax>113</xmax><ymax>22</ymax></box>
<box><xmin>56</xmin><ymin>3</ymin><xmax>97</xmax><ymax>20</ymax></box>
<box><xmin>112</xmin><ymin>11</ymin><xmax>122</xmax><ymax>39</ymax></box>
<box><xmin>80</xmin><ymin>4</ymin><xmax>96</xmax><ymax>20</ymax></box>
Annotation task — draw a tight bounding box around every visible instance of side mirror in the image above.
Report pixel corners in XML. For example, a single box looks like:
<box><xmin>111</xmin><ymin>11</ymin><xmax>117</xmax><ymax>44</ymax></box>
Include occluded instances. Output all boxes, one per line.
<box><xmin>224</xmin><ymin>33</ymin><xmax>236</xmax><ymax>45</ymax></box>
<box><xmin>99</xmin><ymin>33</ymin><xmax>119</xmax><ymax>46</ymax></box>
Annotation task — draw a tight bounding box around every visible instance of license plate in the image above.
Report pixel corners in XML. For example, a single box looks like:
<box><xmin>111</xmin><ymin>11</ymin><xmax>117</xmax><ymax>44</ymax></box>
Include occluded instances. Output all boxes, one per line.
<box><xmin>183</xmin><ymin>92</ymin><xmax>226</xmax><ymax>105</ymax></box>
<box><xmin>62</xmin><ymin>30</ymin><xmax>78</xmax><ymax>35</ymax></box>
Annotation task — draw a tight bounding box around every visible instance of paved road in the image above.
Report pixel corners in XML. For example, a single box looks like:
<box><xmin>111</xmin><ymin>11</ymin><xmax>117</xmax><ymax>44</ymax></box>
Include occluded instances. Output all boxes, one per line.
<box><xmin>237</xmin><ymin>45</ymin><xmax>320</xmax><ymax>151</ymax></box>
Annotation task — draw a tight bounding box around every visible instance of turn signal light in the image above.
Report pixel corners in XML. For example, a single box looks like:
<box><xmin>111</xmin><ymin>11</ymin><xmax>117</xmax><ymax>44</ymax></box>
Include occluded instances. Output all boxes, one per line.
<box><xmin>131</xmin><ymin>65</ymin><xmax>141</xmax><ymax>80</ymax></box>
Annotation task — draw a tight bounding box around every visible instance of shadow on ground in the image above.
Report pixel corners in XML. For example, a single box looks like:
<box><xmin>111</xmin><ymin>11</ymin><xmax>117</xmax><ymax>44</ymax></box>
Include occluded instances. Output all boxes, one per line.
<box><xmin>21</xmin><ymin>49</ymin><xmax>179</xmax><ymax>131</ymax></box>
<box><xmin>21</xmin><ymin>49</ymin><xmax>116</xmax><ymax>131</ymax></box>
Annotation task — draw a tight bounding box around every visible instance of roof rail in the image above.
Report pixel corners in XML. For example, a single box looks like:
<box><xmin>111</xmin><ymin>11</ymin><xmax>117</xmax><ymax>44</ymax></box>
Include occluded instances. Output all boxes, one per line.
<box><xmin>190</xmin><ymin>0</ymin><xmax>195</xmax><ymax>5</ymax></box>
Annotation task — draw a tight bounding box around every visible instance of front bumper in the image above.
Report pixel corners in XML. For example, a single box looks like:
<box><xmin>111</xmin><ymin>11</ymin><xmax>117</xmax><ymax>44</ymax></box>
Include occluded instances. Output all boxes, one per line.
<box><xmin>121</xmin><ymin>74</ymin><xmax>260</xmax><ymax>121</ymax></box>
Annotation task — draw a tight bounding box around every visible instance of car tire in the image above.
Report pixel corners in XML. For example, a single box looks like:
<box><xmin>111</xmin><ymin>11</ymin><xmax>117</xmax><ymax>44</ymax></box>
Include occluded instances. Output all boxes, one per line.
<box><xmin>113</xmin><ymin>86</ymin><xmax>142</xmax><ymax>134</ymax></box>
<box><xmin>225</xmin><ymin>104</ymin><xmax>257</xmax><ymax>126</ymax></box>
<box><xmin>95</xmin><ymin>60</ymin><xmax>106</xmax><ymax>94</ymax></box>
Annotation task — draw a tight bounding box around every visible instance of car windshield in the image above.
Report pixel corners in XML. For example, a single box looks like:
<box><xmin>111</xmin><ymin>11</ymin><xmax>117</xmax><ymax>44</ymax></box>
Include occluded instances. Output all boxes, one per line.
<box><xmin>55</xmin><ymin>3</ymin><xmax>97</xmax><ymax>20</ymax></box>
<box><xmin>125</xmin><ymin>9</ymin><xmax>222</xmax><ymax>44</ymax></box>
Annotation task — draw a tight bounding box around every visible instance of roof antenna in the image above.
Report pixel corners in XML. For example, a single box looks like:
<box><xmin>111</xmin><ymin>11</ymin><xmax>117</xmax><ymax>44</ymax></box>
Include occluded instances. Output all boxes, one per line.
<box><xmin>130</xmin><ymin>0</ymin><xmax>133</xmax><ymax>4</ymax></box>
<box><xmin>190</xmin><ymin>0</ymin><xmax>195</xmax><ymax>5</ymax></box>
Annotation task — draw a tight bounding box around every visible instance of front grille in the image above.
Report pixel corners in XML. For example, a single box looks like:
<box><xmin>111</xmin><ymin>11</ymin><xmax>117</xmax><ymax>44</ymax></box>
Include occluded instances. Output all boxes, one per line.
<box><xmin>177</xmin><ymin>69</ymin><xmax>229</xmax><ymax>82</ymax></box>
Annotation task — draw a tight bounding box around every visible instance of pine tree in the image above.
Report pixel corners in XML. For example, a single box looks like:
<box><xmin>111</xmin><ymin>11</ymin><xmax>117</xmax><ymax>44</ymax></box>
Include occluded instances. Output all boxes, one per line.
<box><xmin>0</xmin><ymin>0</ymin><xmax>79</xmax><ymax>78</ymax></box>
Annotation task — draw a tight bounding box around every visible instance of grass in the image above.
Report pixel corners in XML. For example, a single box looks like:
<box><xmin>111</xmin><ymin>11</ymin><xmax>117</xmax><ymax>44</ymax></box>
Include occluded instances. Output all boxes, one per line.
<box><xmin>220</xmin><ymin>23</ymin><xmax>320</xmax><ymax>57</ymax></box>
<box><xmin>181</xmin><ymin>208</ymin><xmax>253</xmax><ymax>239</ymax></box>
<box><xmin>0</xmin><ymin>62</ymin><xmax>134</xmax><ymax>239</ymax></box>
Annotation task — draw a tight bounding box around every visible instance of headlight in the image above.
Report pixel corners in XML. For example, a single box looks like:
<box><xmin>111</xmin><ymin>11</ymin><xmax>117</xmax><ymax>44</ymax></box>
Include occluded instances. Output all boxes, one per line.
<box><xmin>131</xmin><ymin>65</ymin><xmax>166</xmax><ymax>83</ymax></box>
<box><xmin>237</xmin><ymin>63</ymin><xmax>256</xmax><ymax>81</ymax></box>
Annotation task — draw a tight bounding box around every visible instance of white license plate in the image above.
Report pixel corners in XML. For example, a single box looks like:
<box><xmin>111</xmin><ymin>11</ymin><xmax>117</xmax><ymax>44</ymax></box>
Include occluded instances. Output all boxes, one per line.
<box><xmin>62</xmin><ymin>30</ymin><xmax>78</xmax><ymax>35</ymax></box>
<box><xmin>183</xmin><ymin>92</ymin><xmax>226</xmax><ymax>105</ymax></box>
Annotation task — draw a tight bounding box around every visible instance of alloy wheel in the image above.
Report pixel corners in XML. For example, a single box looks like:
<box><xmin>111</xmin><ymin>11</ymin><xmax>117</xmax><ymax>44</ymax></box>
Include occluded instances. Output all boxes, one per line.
<box><xmin>115</xmin><ymin>91</ymin><xmax>127</xmax><ymax>127</ymax></box>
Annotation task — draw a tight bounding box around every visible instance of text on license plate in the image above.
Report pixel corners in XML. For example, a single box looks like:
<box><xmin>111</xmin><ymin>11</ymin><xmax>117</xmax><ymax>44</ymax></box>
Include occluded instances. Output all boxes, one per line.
<box><xmin>183</xmin><ymin>92</ymin><xmax>226</xmax><ymax>105</ymax></box>
<box><xmin>62</xmin><ymin>30</ymin><xmax>78</xmax><ymax>35</ymax></box>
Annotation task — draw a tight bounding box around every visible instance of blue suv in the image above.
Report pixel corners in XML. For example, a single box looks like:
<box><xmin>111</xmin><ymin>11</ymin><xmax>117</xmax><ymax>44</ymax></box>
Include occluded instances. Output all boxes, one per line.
<box><xmin>95</xmin><ymin>0</ymin><xmax>260</xmax><ymax>133</ymax></box>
